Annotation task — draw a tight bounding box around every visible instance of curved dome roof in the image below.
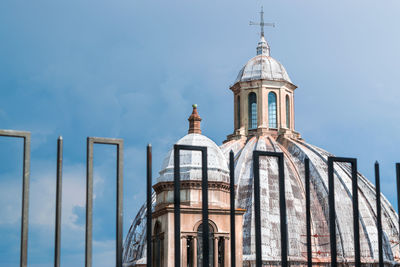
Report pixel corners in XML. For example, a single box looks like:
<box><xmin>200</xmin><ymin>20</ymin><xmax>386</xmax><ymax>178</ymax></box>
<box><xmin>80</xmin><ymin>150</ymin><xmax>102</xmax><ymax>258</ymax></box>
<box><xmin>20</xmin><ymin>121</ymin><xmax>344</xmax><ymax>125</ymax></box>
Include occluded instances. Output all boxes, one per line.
<box><xmin>124</xmin><ymin>135</ymin><xmax>400</xmax><ymax>265</ymax></box>
<box><xmin>235</xmin><ymin>36</ymin><xmax>292</xmax><ymax>84</ymax></box>
<box><xmin>235</xmin><ymin>55</ymin><xmax>292</xmax><ymax>84</ymax></box>
<box><xmin>220</xmin><ymin>136</ymin><xmax>399</xmax><ymax>263</ymax></box>
<box><xmin>157</xmin><ymin>133</ymin><xmax>229</xmax><ymax>183</ymax></box>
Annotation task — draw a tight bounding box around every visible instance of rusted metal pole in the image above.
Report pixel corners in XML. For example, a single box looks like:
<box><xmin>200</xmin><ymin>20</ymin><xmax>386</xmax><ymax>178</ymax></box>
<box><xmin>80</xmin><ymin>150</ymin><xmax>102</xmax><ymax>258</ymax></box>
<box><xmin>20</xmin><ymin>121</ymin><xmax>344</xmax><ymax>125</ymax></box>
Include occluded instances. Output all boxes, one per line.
<box><xmin>327</xmin><ymin>157</ymin><xmax>337</xmax><ymax>267</ymax></box>
<box><xmin>375</xmin><ymin>162</ymin><xmax>383</xmax><ymax>267</ymax></box>
<box><xmin>116</xmin><ymin>140</ymin><xmax>123</xmax><ymax>267</ymax></box>
<box><xmin>229</xmin><ymin>151</ymin><xmax>236</xmax><ymax>267</ymax></box>
<box><xmin>173</xmin><ymin>145</ymin><xmax>181</xmax><ymax>267</ymax></box>
<box><xmin>305</xmin><ymin>157</ymin><xmax>312</xmax><ymax>267</ymax></box>
<box><xmin>147</xmin><ymin>144</ymin><xmax>152</xmax><ymax>267</ymax></box>
<box><xmin>253</xmin><ymin>152</ymin><xmax>262</xmax><ymax>267</ymax></box>
<box><xmin>396</xmin><ymin>163</ymin><xmax>400</xmax><ymax>259</ymax></box>
<box><xmin>351</xmin><ymin>160</ymin><xmax>360</xmax><ymax>267</ymax></box>
<box><xmin>201</xmin><ymin>148</ymin><xmax>209</xmax><ymax>267</ymax></box>
<box><xmin>54</xmin><ymin>136</ymin><xmax>63</xmax><ymax>267</ymax></box>
<box><xmin>85</xmin><ymin>138</ymin><xmax>94</xmax><ymax>267</ymax></box>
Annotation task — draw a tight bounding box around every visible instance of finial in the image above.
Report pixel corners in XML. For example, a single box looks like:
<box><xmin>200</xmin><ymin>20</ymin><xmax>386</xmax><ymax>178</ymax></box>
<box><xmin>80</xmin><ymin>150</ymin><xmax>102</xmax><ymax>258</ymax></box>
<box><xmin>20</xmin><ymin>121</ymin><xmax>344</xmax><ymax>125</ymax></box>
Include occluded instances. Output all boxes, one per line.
<box><xmin>250</xmin><ymin>7</ymin><xmax>274</xmax><ymax>56</ymax></box>
<box><xmin>188</xmin><ymin>104</ymin><xmax>202</xmax><ymax>134</ymax></box>
<box><xmin>250</xmin><ymin>6</ymin><xmax>275</xmax><ymax>39</ymax></box>
<box><xmin>260</xmin><ymin>6</ymin><xmax>265</xmax><ymax>37</ymax></box>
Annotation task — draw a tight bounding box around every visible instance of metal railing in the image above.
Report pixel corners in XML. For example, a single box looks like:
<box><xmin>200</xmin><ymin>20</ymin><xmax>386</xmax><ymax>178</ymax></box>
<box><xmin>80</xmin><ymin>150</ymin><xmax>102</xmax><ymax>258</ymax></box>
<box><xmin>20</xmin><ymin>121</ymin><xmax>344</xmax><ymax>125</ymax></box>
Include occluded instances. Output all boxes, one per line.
<box><xmin>0</xmin><ymin>130</ymin><xmax>30</xmax><ymax>267</ymax></box>
<box><xmin>173</xmin><ymin>144</ymin><xmax>209</xmax><ymax>267</ymax></box>
<box><xmin>0</xmin><ymin>128</ymin><xmax>399</xmax><ymax>267</ymax></box>
<box><xmin>252</xmin><ymin>151</ymin><xmax>287</xmax><ymax>267</ymax></box>
<box><xmin>85</xmin><ymin>137</ymin><xmax>124</xmax><ymax>267</ymax></box>
<box><xmin>327</xmin><ymin>157</ymin><xmax>360</xmax><ymax>267</ymax></box>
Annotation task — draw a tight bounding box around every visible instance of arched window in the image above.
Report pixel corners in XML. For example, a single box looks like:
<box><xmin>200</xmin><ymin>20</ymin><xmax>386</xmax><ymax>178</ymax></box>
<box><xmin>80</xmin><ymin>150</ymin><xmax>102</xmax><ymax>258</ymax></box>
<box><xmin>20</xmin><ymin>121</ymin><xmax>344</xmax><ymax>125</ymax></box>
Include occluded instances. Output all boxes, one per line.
<box><xmin>197</xmin><ymin>223</ymin><xmax>214</xmax><ymax>267</ymax></box>
<box><xmin>153</xmin><ymin>222</ymin><xmax>163</xmax><ymax>267</ymax></box>
<box><xmin>237</xmin><ymin>95</ymin><xmax>241</xmax><ymax>129</ymax></box>
<box><xmin>248</xmin><ymin>92</ymin><xmax>257</xmax><ymax>129</ymax></box>
<box><xmin>268</xmin><ymin>92</ymin><xmax>277</xmax><ymax>128</ymax></box>
<box><xmin>286</xmin><ymin>95</ymin><xmax>290</xmax><ymax>128</ymax></box>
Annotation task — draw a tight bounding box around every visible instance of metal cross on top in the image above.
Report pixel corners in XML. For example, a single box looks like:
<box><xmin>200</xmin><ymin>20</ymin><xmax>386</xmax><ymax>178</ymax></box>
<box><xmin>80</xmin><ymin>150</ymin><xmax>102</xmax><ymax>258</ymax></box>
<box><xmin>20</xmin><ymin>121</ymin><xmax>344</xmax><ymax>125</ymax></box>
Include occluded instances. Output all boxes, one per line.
<box><xmin>249</xmin><ymin>6</ymin><xmax>275</xmax><ymax>37</ymax></box>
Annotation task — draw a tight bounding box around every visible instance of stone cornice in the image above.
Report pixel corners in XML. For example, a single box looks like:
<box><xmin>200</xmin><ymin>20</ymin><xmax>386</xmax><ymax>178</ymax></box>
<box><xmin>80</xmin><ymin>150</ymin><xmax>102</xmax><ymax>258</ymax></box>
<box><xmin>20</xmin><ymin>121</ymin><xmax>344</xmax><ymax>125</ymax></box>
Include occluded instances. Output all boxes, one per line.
<box><xmin>153</xmin><ymin>180</ymin><xmax>233</xmax><ymax>194</ymax></box>
<box><xmin>152</xmin><ymin>205</ymin><xmax>246</xmax><ymax>218</ymax></box>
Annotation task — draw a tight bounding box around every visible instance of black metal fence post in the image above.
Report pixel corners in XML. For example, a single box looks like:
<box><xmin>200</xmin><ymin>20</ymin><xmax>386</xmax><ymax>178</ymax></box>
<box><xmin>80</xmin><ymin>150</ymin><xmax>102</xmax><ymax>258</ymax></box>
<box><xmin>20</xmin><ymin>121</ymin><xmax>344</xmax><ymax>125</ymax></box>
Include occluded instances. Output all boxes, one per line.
<box><xmin>0</xmin><ymin>129</ymin><xmax>31</xmax><ymax>267</ymax></box>
<box><xmin>375</xmin><ymin>162</ymin><xmax>384</xmax><ymax>267</ymax></box>
<box><xmin>253</xmin><ymin>151</ymin><xmax>287</xmax><ymax>267</ymax></box>
<box><xmin>304</xmin><ymin>157</ymin><xmax>312</xmax><ymax>267</ymax></box>
<box><xmin>147</xmin><ymin>144</ymin><xmax>152</xmax><ymax>267</ymax></box>
<box><xmin>173</xmin><ymin>144</ymin><xmax>208</xmax><ymax>267</ymax></box>
<box><xmin>54</xmin><ymin>136</ymin><xmax>63</xmax><ymax>267</ymax></box>
<box><xmin>86</xmin><ymin>137</ymin><xmax>124</xmax><ymax>267</ymax></box>
<box><xmin>396</xmin><ymin>163</ymin><xmax>400</xmax><ymax>257</ymax></box>
<box><xmin>229</xmin><ymin>151</ymin><xmax>236</xmax><ymax>267</ymax></box>
<box><xmin>327</xmin><ymin>157</ymin><xmax>360</xmax><ymax>267</ymax></box>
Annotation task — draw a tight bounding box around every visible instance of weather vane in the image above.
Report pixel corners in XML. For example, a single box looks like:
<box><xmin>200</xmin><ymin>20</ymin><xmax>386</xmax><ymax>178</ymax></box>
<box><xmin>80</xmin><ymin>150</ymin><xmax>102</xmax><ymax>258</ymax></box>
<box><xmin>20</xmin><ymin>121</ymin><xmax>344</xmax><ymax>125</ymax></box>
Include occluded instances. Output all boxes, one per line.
<box><xmin>249</xmin><ymin>6</ymin><xmax>275</xmax><ymax>37</ymax></box>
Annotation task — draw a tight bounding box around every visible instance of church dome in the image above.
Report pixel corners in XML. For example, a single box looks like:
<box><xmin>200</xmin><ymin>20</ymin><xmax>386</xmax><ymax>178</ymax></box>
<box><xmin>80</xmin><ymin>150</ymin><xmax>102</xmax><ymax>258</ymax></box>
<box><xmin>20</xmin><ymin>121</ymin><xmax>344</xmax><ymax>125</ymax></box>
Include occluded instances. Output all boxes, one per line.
<box><xmin>235</xmin><ymin>55</ymin><xmax>292</xmax><ymax>84</ymax></box>
<box><xmin>157</xmin><ymin>133</ymin><xmax>229</xmax><ymax>183</ymax></box>
<box><xmin>235</xmin><ymin>36</ymin><xmax>292</xmax><ymax>84</ymax></box>
<box><xmin>220</xmin><ymin>136</ymin><xmax>399</xmax><ymax>263</ymax></box>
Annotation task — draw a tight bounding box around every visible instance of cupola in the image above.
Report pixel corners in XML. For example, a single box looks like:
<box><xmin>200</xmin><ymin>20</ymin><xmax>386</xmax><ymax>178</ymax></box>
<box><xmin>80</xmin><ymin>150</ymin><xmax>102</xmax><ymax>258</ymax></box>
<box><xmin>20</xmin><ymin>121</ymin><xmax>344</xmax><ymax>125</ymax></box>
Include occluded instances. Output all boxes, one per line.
<box><xmin>226</xmin><ymin>27</ymin><xmax>300</xmax><ymax>141</ymax></box>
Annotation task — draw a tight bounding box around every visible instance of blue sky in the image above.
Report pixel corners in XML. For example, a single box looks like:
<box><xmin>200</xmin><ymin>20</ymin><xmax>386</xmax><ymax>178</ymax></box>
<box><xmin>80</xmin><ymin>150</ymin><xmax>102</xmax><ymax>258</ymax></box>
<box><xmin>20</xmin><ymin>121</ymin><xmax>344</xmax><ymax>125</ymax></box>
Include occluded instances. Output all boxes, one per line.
<box><xmin>1</xmin><ymin>0</ymin><xmax>400</xmax><ymax>266</ymax></box>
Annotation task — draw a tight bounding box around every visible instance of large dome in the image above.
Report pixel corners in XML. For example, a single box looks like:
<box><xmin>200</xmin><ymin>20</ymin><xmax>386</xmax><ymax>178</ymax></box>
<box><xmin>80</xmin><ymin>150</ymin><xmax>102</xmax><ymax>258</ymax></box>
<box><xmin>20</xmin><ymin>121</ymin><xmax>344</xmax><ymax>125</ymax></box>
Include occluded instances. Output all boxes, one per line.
<box><xmin>158</xmin><ymin>133</ymin><xmax>229</xmax><ymax>183</ymax></box>
<box><xmin>235</xmin><ymin>55</ymin><xmax>292</xmax><ymax>84</ymax></box>
<box><xmin>235</xmin><ymin>36</ymin><xmax>292</xmax><ymax>84</ymax></box>
<box><xmin>220</xmin><ymin>136</ymin><xmax>399</xmax><ymax>264</ymax></box>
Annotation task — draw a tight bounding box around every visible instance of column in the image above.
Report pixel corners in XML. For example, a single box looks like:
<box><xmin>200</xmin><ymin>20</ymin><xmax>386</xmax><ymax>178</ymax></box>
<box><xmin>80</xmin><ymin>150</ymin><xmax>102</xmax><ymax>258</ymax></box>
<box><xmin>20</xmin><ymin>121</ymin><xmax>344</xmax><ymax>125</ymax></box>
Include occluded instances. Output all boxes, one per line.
<box><xmin>193</xmin><ymin>236</ymin><xmax>197</xmax><ymax>267</ymax></box>
<box><xmin>214</xmin><ymin>237</ymin><xmax>218</xmax><ymax>267</ymax></box>
<box><xmin>182</xmin><ymin>236</ymin><xmax>187</xmax><ymax>267</ymax></box>
<box><xmin>224</xmin><ymin>237</ymin><xmax>230</xmax><ymax>266</ymax></box>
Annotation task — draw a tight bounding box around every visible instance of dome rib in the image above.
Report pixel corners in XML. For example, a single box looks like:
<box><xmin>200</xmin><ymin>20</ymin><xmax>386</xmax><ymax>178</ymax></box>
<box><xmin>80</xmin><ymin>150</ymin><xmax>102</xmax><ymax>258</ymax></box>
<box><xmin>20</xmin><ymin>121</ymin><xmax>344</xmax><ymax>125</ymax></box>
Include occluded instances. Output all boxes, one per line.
<box><xmin>289</xmin><ymin>139</ymin><xmax>349</xmax><ymax>258</ymax></box>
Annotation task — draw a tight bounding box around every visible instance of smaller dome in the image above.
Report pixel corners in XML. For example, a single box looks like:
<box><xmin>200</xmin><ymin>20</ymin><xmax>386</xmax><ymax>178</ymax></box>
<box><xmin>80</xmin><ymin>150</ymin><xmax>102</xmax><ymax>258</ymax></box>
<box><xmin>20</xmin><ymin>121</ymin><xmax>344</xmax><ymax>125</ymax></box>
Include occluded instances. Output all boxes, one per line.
<box><xmin>235</xmin><ymin>55</ymin><xmax>292</xmax><ymax>84</ymax></box>
<box><xmin>158</xmin><ymin>133</ymin><xmax>229</xmax><ymax>183</ymax></box>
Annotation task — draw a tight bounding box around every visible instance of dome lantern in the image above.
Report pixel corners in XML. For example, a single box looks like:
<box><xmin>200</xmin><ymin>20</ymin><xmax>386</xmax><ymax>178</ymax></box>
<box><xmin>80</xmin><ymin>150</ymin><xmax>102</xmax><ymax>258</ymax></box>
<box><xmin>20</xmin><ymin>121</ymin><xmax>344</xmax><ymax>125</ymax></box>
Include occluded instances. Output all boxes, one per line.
<box><xmin>226</xmin><ymin>10</ymin><xmax>300</xmax><ymax>142</ymax></box>
<box><xmin>256</xmin><ymin>36</ymin><xmax>270</xmax><ymax>56</ymax></box>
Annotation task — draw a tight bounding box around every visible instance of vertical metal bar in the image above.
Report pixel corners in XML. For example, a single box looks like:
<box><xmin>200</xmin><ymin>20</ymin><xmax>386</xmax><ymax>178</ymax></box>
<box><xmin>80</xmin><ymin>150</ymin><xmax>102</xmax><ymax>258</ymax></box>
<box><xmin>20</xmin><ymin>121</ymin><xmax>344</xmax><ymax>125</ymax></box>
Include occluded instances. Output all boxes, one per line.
<box><xmin>396</xmin><ymin>163</ymin><xmax>400</xmax><ymax>258</ymax></box>
<box><xmin>0</xmin><ymin>130</ymin><xmax>31</xmax><ymax>267</ymax></box>
<box><xmin>278</xmin><ymin>153</ymin><xmax>288</xmax><ymax>267</ymax></box>
<box><xmin>375</xmin><ymin>162</ymin><xmax>384</xmax><ymax>267</ymax></box>
<box><xmin>253</xmin><ymin>152</ymin><xmax>262</xmax><ymax>267</ymax></box>
<box><xmin>86</xmin><ymin>138</ymin><xmax>94</xmax><ymax>267</ymax></box>
<box><xmin>305</xmin><ymin>157</ymin><xmax>312</xmax><ymax>267</ymax></box>
<box><xmin>201</xmin><ymin>148</ymin><xmax>209</xmax><ymax>267</ymax></box>
<box><xmin>173</xmin><ymin>145</ymin><xmax>181</xmax><ymax>267</ymax></box>
<box><xmin>351</xmin><ymin>160</ymin><xmax>360</xmax><ymax>267</ymax></box>
<box><xmin>147</xmin><ymin>144</ymin><xmax>152</xmax><ymax>267</ymax></box>
<box><xmin>116</xmin><ymin>141</ymin><xmax>123</xmax><ymax>267</ymax></box>
<box><xmin>21</xmin><ymin>133</ymin><xmax>31</xmax><ymax>267</ymax></box>
<box><xmin>327</xmin><ymin>157</ymin><xmax>337</xmax><ymax>267</ymax></box>
<box><xmin>54</xmin><ymin>136</ymin><xmax>63</xmax><ymax>267</ymax></box>
<box><xmin>229</xmin><ymin>151</ymin><xmax>236</xmax><ymax>267</ymax></box>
